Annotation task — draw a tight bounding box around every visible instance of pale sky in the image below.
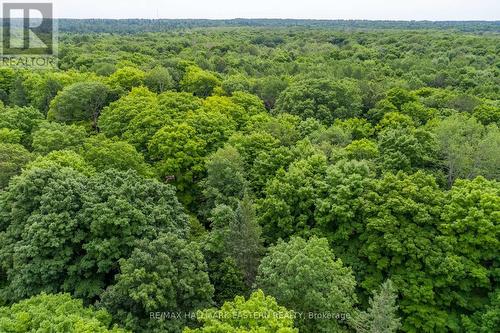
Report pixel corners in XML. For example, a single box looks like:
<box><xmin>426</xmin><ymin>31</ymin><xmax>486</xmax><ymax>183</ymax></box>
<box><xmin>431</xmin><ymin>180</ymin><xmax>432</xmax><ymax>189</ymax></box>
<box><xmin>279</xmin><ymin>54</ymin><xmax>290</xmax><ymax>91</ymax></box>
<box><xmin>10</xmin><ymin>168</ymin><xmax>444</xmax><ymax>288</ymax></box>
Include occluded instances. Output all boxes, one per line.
<box><xmin>22</xmin><ymin>0</ymin><xmax>500</xmax><ymax>20</ymax></box>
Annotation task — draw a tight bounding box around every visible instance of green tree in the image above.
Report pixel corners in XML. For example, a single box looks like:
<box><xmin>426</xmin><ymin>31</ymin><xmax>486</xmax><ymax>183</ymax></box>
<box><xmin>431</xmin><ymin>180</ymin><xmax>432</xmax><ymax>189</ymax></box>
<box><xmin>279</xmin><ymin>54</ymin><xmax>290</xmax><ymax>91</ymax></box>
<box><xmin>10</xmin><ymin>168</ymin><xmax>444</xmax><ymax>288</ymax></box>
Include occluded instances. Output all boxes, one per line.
<box><xmin>206</xmin><ymin>255</ymin><xmax>246</xmax><ymax>306</ymax></box>
<box><xmin>254</xmin><ymin>76</ymin><xmax>288</xmax><ymax>110</ymax></box>
<box><xmin>184</xmin><ymin>290</ymin><xmax>298</xmax><ymax>333</ymax></box>
<box><xmin>99</xmin><ymin>87</ymin><xmax>158</xmax><ymax>138</ymax></box>
<box><xmin>92</xmin><ymin>62</ymin><xmax>117</xmax><ymax>76</ymax></box>
<box><xmin>367</xmin><ymin>99</ymin><xmax>399</xmax><ymax>124</ymax></box>
<box><xmin>107</xmin><ymin>66</ymin><xmax>146</xmax><ymax>92</ymax></box>
<box><xmin>180</xmin><ymin>66</ymin><xmax>221</xmax><ymax>97</ymax></box>
<box><xmin>0</xmin><ymin>143</ymin><xmax>32</xmax><ymax>189</ymax></box>
<box><xmin>0</xmin><ymin>166</ymin><xmax>88</xmax><ymax>302</ymax></box>
<box><xmin>377</xmin><ymin>127</ymin><xmax>436</xmax><ymax>172</ymax></box>
<box><xmin>0</xmin><ymin>128</ymin><xmax>22</xmax><ymax>144</ymax></box>
<box><xmin>222</xmin><ymin>74</ymin><xmax>253</xmax><ymax>94</ymax></box>
<box><xmin>230</xmin><ymin>91</ymin><xmax>267</xmax><ymax>117</ymax></box>
<box><xmin>8</xmin><ymin>77</ymin><xmax>28</xmax><ymax>107</ymax></box>
<box><xmin>123</xmin><ymin>108</ymin><xmax>173</xmax><ymax>153</ymax></box>
<box><xmin>117</xmin><ymin>91</ymin><xmax>201</xmax><ymax>152</ymax></box>
<box><xmin>344</xmin><ymin>139</ymin><xmax>379</xmax><ymax>160</ymax></box>
<box><xmin>244</xmin><ymin>113</ymin><xmax>301</xmax><ymax>147</ymax></box>
<box><xmin>0</xmin><ymin>167</ymin><xmax>188</xmax><ymax>303</ymax></box>
<box><xmin>22</xmin><ymin>71</ymin><xmax>88</xmax><ymax>114</ymax></box>
<box><xmin>350</xmin><ymin>280</ymin><xmax>401</xmax><ymax>333</ymax></box>
<box><xmin>0</xmin><ymin>293</ymin><xmax>128</xmax><ymax>332</ymax></box>
<box><xmin>375</xmin><ymin>112</ymin><xmax>415</xmax><ymax>132</ymax></box>
<box><xmin>308</xmin><ymin>123</ymin><xmax>353</xmax><ymax>148</ymax></box>
<box><xmin>48</xmin><ymin>81</ymin><xmax>112</xmax><ymax>129</ymax></box>
<box><xmin>145</xmin><ymin>66</ymin><xmax>174</xmax><ymax>93</ymax></box>
<box><xmin>368</xmin><ymin>88</ymin><xmax>421</xmax><ymax>124</ymax></box>
<box><xmin>200</xmin><ymin>96</ymin><xmax>247</xmax><ymax>129</ymax></box>
<box><xmin>314</xmin><ymin>160</ymin><xmax>374</xmax><ymax>277</ymax></box>
<box><xmin>275</xmin><ymin>78</ymin><xmax>362</xmax><ymax>125</ymax></box>
<box><xmin>0</xmin><ymin>68</ymin><xmax>15</xmax><ymax>105</ymax></box>
<box><xmin>202</xmin><ymin>205</ymin><xmax>247</xmax><ymax>305</ymax></box>
<box><xmin>69</xmin><ymin>169</ymin><xmax>189</xmax><ymax>300</ymax></box>
<box><xmin>256</xmin><ymin>236</ymin><xmax>357</xmax><ymax>332</ymax></box>
<box><xmin>0</xmin><ymin>106</ymin><xmax>44</xmax><ymax>147</ymax></box>
<box><xmin>202</xmin><ymin>145</ymin><xmax>248</xmax><ymax>212</ymax></box>
<box><xmin>385</xmin><ymin>87</ymin><xmax>417</xmax><ymax>109</ymax></box>
<box><xmin>227</xmin><ymin>196</ymin><xmax>264</xmax><ymax>286</ymax></box>
<box><xmin>32</xmin><ymin>121</ymin><xmax>87</xmax><ymax>154</ymax></box>
<box><xmin>148</xmin><ymin>122</ymin><xmax>207</xmax><ymax>205</ymax></box>
<box><xmin>157</xmin><ymin>91</ymin><xmax>203</xmax><ymax>118</ymax></box>
<box><xmin>249</xmin><ymin>145</ymin><xmax>296</xmax><ymax>197</ymax></box>
<box><xmin>258</xmin><ymin>154</ymin><xmax>327</xmax><ymax>243</ymax></box>
<box><xmin>81</xmin><ymin>135</ymin><xmax>153</xmax><ymax>177</ymax></box>
<box><xmin>228</xmin><ymin>131</ymin><xmax>281</xmax><ymax>169</ymax></box>
<box><xmin>100</xmin><ymin>233</ymin><xmax>214</xmax><ymax>333</ymax></box>
<box><xmin>186</xmin><ymin>108</ymin><xmax>237</xmax><ymax>152</ymax></box>
<box><xmin>440</xmin><ymin>177</ymin><xmax>499</xmax><ymax>319</ymax></box>
<box><xmin>359</xmin><ymin>172</ymin><xmax>456</xmax><ymax>332</ymax></box>
<box><xmin>400</xmin><ymin>101</ymin><xmax>435</xmax><ymax>125</ymax></box>
<box><xmin>476</xmin><ymin>126</ymin><xmax>500</xmax><ymax>180</ymax></box>
<box><xmin>334</xmin><ymin>118</ymin><xmax>375</xmax><ymax>140</ymax></box>
<box><xmin>30</xmin><ymin>75</ymin><xmax>64</xmax><ymax>114</ymax></box>
<box><xmin>473</xmin><ymin>104</ymin><xmax>500</xmax><ymax>126</ymax></box>
<box><xmin>26</xmin><ymin>150</ymin><xmax>96</xmax><ymax>176</ymax></box>
<box><xmin>433</xmin><ymin>113</ymin><xmax>500</xmax><ymax>185</ymax></box>
<box><xmin>462</xmin><ymin>289</ymin><xmax>500</xmax><ymax>333</ymax></box>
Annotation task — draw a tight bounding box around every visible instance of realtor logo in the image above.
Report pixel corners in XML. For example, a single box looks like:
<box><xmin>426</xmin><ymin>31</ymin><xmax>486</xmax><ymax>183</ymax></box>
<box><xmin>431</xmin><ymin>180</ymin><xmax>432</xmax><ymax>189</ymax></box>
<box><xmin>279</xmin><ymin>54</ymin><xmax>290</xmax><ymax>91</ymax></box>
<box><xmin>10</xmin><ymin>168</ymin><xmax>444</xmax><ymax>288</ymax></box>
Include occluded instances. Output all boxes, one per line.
<box><xmin>1</xmin><ymin>2</ymin><xmax>56</xmax><ymax>56</ymax></box>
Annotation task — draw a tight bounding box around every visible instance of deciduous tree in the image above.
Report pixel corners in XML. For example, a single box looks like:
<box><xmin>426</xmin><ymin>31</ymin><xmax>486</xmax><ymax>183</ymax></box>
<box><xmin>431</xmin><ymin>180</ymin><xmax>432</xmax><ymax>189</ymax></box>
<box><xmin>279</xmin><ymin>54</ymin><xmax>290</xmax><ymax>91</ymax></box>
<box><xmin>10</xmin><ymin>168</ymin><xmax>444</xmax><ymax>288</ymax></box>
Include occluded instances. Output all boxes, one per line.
<box><xmin>184</xmin><ymin>290</ymin><xmax>298</xmax><ymax>333</ymax></box>
<box><xmin>48</xmin><ymin>81</ymin><xmax>112</xmax><ymax>129</ymax></box>
<box><xmin>0</xmin><ymin>293</ymin><xmax>128</xmax><ymax>332</ymax></box>
<box><xmin>100</xmin><ymin>233</ymin><xmax>214</xmax><ymax>333</ymax></box>
<box><xmin>181</xmin><ymin>66</ymin><xmax>221</xmax><ymax>97</ymax></box>
<box><xmin>275</xmin><ymin>78</ymin><xmax>362</xmax><ymax>124</ymax></box>
<box><xmin>256</xmin><ymin>236</ymin><xmax>357</xmax><ymax>333</ymax></box>
<box><xmin>32</xmin><ymin>121</ymin><xmax>87</xmax><ymax>154</ymax></box>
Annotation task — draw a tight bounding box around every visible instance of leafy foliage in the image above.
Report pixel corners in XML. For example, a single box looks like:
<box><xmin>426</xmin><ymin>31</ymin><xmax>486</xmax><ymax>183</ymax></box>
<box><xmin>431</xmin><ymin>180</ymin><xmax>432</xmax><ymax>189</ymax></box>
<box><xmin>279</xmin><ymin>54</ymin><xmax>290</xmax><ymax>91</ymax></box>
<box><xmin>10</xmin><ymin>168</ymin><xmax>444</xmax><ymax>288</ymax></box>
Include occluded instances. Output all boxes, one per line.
<box><xmin>100</xmin><ymin>233</ymin><xmax>213</xmax><ymax>333</ymax></box>
<box><xmin>0</xmin><ymin>143</ymin><xmax>32</xmax><ymax>189</ymax></box>
<box><xmin>0</xmin><ymin>167</ymin><xmax>188</xmax><ymax>303</ymax></box>
<box><xmin>1</xmin><ymin>21</ymin><xmax>499</xmax><ymax>333</ymax></box>
<box><xmin>48</xmin><ymin>81</ymin><xmax>112</xmax><ymax>128</ymax></box>
<box><xmin>184</xmin><ymin>290</ymin><xmax>298</xmax><ymax>333</ymax></box>
<box><xmin>0</xmin><ymin>293</ymin><xmax>128</xmax><ymax>332</ymax></box>
<box><xmin>275</xmin><ymin>78</ymin><xmax>363</xmax><ymax>124</ymax></box>
<box><xmin>433</xmin><ymin>113</ymin><xmax>499</xmax><ymax>185</ymax></box>
<box><xmin>256</xmin><ymin>237</ymin><xmax>357</xmax><ymax>332</ymax></box>
<box><xmin>181</xmin><ymin>66</ymin><xmax>221</xmax><ymax>97</ymax></box>
<box><xmin>81</xmin><ymin>135</ymin><xmax>153</xmax><ymax>177</ymax></box>
<box><xmin>32</xmin><ymin>121</ymin><xmax>88</xmax><ymax>154</ymax></box>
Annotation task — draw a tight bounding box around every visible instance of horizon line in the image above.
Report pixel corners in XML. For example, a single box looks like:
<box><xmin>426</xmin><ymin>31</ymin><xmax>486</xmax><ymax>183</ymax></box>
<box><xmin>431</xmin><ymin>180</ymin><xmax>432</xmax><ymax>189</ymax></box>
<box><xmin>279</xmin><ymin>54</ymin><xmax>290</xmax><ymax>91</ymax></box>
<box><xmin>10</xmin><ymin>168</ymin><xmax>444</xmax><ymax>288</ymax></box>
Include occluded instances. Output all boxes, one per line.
<box><xmin>52</xmin><ymin>18</ymin><xmax>500</xmax><ymax>22</ymax></box>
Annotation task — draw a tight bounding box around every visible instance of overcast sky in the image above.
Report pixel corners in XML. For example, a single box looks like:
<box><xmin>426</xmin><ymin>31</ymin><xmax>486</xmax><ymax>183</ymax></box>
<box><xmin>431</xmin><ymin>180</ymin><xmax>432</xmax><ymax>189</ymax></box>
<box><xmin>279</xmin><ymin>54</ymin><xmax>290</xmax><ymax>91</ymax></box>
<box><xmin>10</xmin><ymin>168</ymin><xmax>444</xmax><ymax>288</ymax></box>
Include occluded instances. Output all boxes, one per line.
<box><xmin>36</xmin><ymin>0</ymin><xmax>500</xmax><ymax>20</ymax></box>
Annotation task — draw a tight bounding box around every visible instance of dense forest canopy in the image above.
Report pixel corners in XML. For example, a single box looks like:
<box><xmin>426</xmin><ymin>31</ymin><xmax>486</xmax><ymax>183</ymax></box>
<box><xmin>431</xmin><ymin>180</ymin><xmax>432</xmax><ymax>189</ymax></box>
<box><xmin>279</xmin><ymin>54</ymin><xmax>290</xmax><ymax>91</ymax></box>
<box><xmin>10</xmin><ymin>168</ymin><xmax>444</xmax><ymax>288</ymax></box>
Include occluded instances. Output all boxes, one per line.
<box><xmin>0</xmin><ymin>19</ymin><xmax>499</xmax><ymax>333</ymax></box>
<box><xmin>55</xmin><ymin>19</ymin><xmax>500</xmax><ymax>33</ymax></box>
